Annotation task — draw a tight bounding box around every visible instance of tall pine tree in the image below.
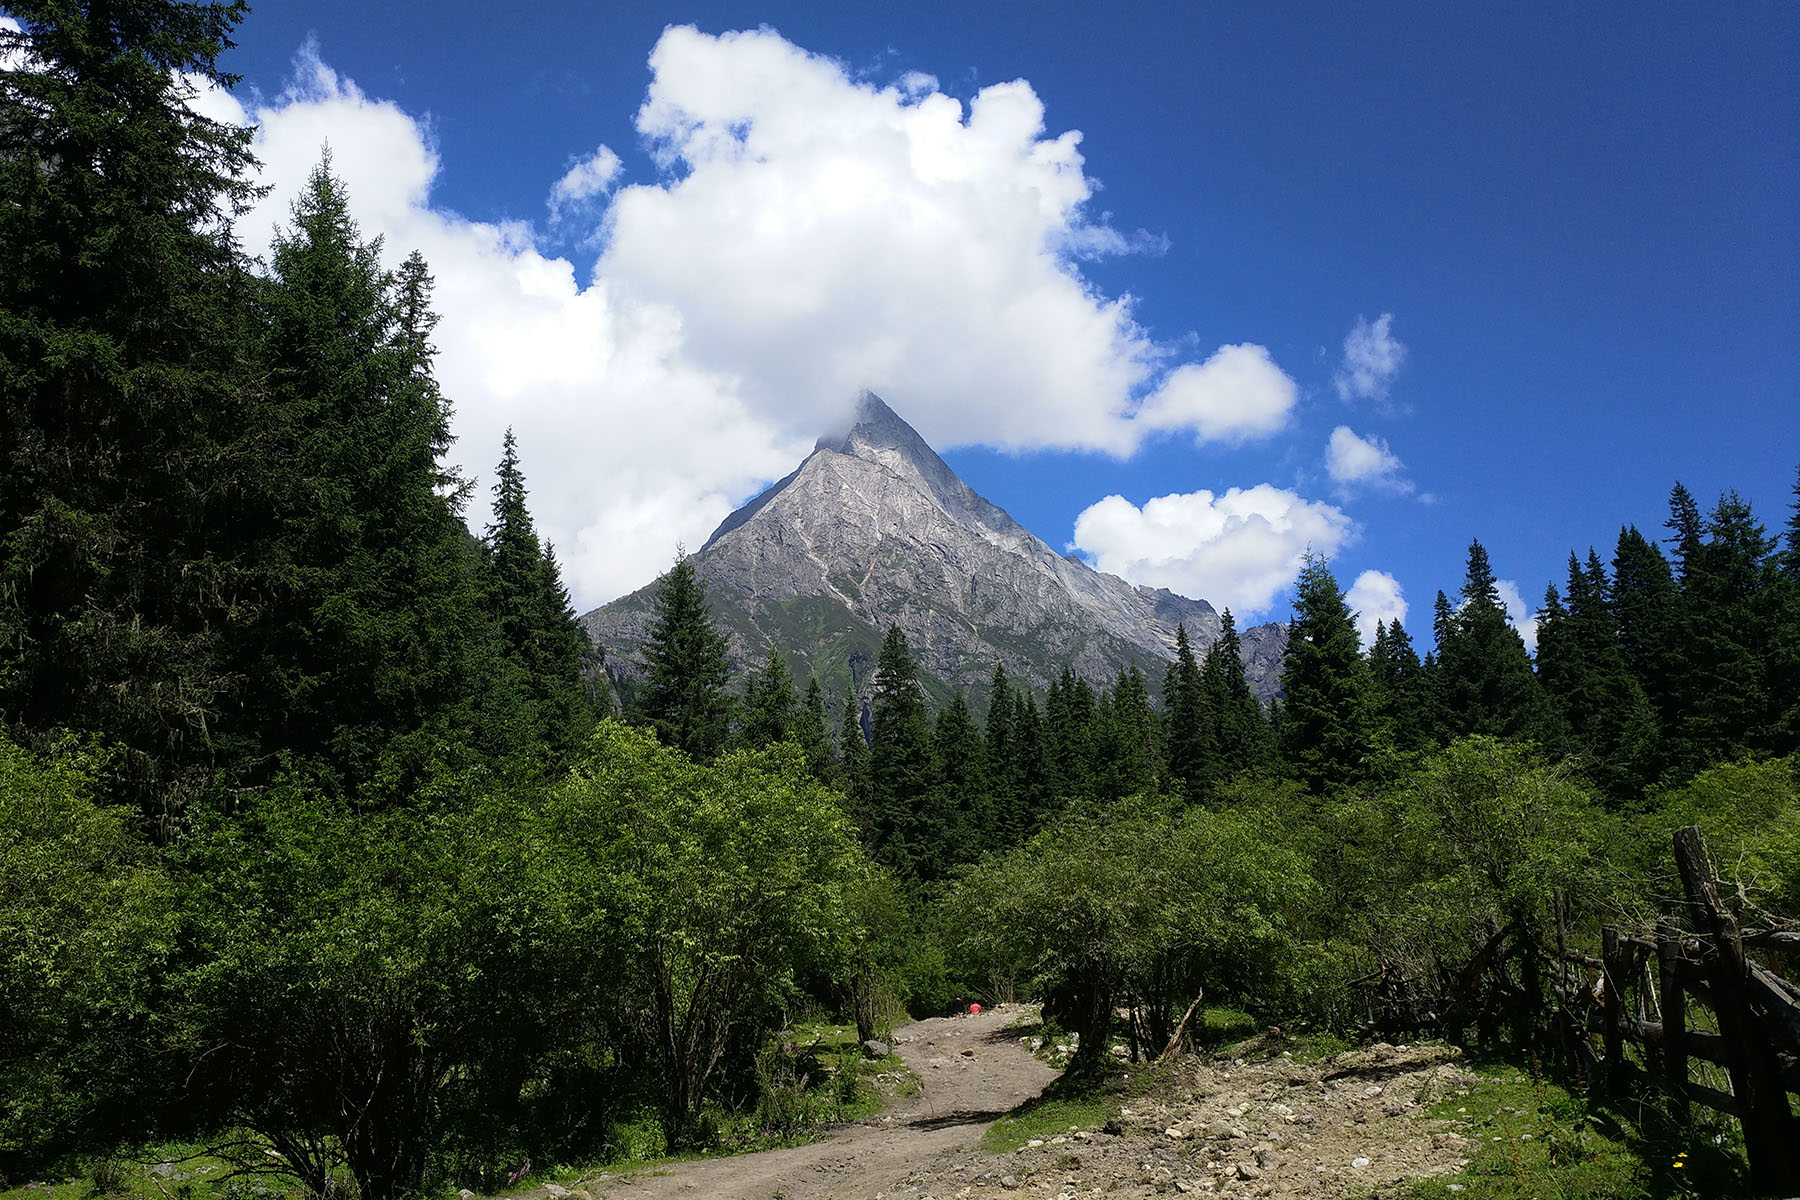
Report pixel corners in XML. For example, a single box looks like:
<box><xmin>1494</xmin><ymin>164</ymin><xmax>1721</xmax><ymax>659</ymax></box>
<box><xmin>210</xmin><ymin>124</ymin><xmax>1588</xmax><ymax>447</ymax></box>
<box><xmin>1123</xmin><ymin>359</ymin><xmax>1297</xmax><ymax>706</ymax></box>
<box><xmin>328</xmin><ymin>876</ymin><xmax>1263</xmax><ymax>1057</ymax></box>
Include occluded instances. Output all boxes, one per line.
<box><xmin>640</xmin><ymin>554</ymin><xmax>732</xmax><ymax>760</ymax></box>
<box><xmin>482</xmin><ymin>428</ymin><xmax>593</xmax><ymax>760</ymax></box>
<box><xmin>867</xmin><ymin>625</ymin><xmax>932</xmax><ymax>874</ymax></box>
<box><xmin>248</xmin><ymin>161</ymin><xmax>492</xmax><ymax>802</ymax></box>
<box><xmin>1279</xmin><ymin>556</ymin><xmax>1372</xmax><ymax>792</ymax></box>
<box><xmin>0</xmin><ymin>0</ymin><xmax>260</xmax><ymax>825</ymax></box>
<box><xmin>1434</xmin><ymin>540</ymin><xmax>1561</xmax><ymax>747</ymax></box>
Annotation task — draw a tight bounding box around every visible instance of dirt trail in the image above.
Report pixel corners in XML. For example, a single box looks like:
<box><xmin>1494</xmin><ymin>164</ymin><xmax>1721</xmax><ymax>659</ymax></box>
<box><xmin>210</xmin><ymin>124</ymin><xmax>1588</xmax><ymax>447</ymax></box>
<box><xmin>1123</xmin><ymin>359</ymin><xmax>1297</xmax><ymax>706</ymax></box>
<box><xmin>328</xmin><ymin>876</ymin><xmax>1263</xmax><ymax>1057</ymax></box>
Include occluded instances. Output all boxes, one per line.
<box><xmin>565</xmin><ymin>1017</ymin><xmax>1484</xmax><ymax>1199</ymax></box>
<box><xmin>589</xmin><ymin>1005</ymin><xmax>1058</xmax><ymax>1200</ymax></box>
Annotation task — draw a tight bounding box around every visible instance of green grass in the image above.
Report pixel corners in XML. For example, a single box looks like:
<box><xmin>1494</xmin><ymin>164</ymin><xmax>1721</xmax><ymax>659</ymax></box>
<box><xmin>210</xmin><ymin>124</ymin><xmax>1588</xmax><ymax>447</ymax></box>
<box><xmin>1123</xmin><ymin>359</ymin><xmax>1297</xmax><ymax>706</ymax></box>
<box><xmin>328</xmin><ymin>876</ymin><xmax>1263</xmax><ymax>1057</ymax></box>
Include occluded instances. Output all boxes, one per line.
<box><xmin>0</xmin><ymin>1142</ymin><xmax>303</xmax><ymax>1200</ymax></box>
<box><xmin>981</xmin><ymin>1094</ymin><xmax>1115</xmax><ymax>1154</ymax></box>
<box><xmin>1403</xmin><ymin>1058</ymin><xmax>1749</xmax><ymax>1200</ymax></box>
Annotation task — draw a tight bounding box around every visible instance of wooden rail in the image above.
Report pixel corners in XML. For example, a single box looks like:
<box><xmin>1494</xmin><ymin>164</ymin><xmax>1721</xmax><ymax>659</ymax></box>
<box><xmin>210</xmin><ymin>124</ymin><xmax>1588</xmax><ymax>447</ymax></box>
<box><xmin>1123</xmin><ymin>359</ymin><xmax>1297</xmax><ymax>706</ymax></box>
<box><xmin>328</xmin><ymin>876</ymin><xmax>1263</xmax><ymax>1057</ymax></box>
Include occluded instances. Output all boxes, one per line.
<box><xmin>1562</xmin><ymin>828</ymin><xmax>1800</xmax><ymax>1196</ymax></box>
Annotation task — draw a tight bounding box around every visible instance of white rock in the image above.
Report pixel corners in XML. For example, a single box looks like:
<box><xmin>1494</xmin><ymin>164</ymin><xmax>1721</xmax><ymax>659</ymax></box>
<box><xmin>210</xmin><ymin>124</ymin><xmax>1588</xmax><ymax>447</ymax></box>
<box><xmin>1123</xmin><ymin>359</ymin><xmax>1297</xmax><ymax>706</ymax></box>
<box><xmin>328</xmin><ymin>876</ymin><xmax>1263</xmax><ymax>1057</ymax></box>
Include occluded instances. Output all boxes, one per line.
<box><xmin>1351</xmin><ymin>1157</ymin><xmax>1371</xmax><ymax>1169</ymax></box>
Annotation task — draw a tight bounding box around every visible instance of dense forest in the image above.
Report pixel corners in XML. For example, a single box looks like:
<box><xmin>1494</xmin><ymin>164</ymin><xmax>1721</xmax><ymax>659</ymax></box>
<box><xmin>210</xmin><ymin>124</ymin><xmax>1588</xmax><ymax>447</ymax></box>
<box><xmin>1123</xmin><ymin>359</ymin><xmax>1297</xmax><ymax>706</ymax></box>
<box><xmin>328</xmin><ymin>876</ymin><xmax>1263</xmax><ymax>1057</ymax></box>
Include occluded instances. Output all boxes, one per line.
<box><xmin>5</xmin><ymin>3</ymin><xmax>1800</xmax><ymax>1199</ymax></box>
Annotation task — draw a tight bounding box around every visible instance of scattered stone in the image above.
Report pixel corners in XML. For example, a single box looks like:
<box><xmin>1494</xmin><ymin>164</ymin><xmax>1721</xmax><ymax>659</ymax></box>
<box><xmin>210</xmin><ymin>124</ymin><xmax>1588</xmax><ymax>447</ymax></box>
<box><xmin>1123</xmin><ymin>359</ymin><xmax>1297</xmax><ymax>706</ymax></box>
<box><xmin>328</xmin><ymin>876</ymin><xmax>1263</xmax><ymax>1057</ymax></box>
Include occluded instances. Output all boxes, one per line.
<box><xmin>1351</xmin><ymin>1156</ymin><xmax>1371</xmax><ymax>1169</ymax></box>
<box><xmin>1235</xmin><ymin>1162</ymin><xmax>1262</xmax><ymax>1181</ymax></box>
<box><xmin>864</xmin><ymin>1039</ymin><xmax>891</xmax><ymax>1057</ymax></box>
<box><xmin>544</xmin><ymin>1184</ymin><xmax>569</xmax><ymax>1198</ymax></box>
<box><xmin>999</xmin><ymin>1175</ymin><xmax>1020</xmax><ymax>1190</ymax></box>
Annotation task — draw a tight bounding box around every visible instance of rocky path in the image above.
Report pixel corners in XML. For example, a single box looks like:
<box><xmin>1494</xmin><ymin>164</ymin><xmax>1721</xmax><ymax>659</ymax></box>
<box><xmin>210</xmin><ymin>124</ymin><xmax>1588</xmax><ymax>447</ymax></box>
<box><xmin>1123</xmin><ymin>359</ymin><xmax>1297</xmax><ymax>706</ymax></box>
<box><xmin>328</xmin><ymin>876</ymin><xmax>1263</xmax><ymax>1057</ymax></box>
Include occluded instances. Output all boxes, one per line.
<box><xmin>894</xmin><ymin>1039</ymin><xmax>1484</xmax><ymax>1199</ymax></box>
<box><xmin>587</xmin><ymin>1005</ymin><xmax>1059</xmax><ymax>1200</ymax></box>
<box><xmin>561</xmin><ymin>1019</ymin><xmax>1482</xmax><ymax>1200</ymax></box>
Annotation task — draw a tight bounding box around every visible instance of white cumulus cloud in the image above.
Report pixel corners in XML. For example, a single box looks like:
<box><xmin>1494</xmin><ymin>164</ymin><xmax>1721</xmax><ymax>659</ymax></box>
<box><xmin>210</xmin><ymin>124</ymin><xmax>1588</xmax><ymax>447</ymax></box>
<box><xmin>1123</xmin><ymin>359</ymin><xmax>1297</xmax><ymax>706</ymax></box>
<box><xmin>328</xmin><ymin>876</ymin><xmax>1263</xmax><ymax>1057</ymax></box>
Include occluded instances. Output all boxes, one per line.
<box><xmin>218</xmin><ymin>29</ymin><xmax>1306</xmax><ymax>606</ymax></box>
<box><xmin>1325</xmin><ymin>425</ymin><xmax>1411</xmax><ymax>494</ymax></box>
<box><xmin>1495</xmin><ymin>579</ymin><xmax>1540</xmax><ymax>653</ymax></box>
<box><xmin>1345</xmin><ymin>569</ymin><xmax>1407</xmax><ymax>649</ymax></box>
<box><xmin>1069</xmin><ymin>486</ymin><xmax>1355</xmax><ymax>618</ymax></box>
<box><xmin>1334</xmin><ymin>312</ymin><xmax>1406</xmax><ymax>404</ymax></box>
<box><xmin>1136</xmin><ymin>344</ymin><xmax>1297</xmax><ymax>444</ymax></box>
<box><xmin>548</xmin><ymin>145</ymin><xmax>623</xmax><ymax>220</ymax></box>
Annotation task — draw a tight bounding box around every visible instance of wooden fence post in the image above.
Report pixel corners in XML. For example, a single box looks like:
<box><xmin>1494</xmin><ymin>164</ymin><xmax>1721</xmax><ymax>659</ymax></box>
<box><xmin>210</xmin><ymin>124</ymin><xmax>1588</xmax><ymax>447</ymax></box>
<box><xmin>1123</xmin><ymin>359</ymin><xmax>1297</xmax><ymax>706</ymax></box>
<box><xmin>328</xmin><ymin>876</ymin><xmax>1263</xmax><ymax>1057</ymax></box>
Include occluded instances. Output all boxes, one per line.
<box><xmin>1673</xmin><ymin>825</ymin><xmax>1799</xmax><ymax>1196</ymax></box>
<box><xmin>1601</xmin><ymin>925</ymin><xmax>1624</xmax><ymax>1099</ymax></box>
<box><xmin>1656</xmin><ymin>916</ymin><xmax>1689</xmax><ymax>1125</ymax></box>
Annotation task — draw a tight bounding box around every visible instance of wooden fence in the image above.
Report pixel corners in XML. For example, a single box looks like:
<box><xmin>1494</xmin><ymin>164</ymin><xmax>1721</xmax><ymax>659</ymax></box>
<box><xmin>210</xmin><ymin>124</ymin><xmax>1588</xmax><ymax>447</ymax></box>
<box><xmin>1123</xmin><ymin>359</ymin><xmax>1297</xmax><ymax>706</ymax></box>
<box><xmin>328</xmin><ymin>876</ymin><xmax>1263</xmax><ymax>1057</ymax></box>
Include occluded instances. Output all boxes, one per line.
<box><xmin>1545</xmin><ymin>827</ymin><xmax>1800</xmax><ymax>1196</ymax></box>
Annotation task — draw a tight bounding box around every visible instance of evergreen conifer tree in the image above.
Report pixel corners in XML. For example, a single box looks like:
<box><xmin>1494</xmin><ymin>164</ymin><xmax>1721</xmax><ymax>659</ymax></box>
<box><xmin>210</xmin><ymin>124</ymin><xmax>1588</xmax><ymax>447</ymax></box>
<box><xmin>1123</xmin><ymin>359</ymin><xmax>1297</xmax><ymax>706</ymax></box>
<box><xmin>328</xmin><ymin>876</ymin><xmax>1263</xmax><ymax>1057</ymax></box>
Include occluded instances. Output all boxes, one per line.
<box><xmin>1770</xmin><ymin>467</ymin><xmax>1800</xmax><ymax>752</ymax></box>
<box><xmin>1279</xmin><ymin>555</ymin><xmax>1373</xmax><ymax>791</ymax></box>
<box><xmin>1046</xmin><ymin>666</ymin><xmax>1098</xmax><ymax>801</ymax></box>
<box><xmin>0</xmin><ymin>0</ymin><xmax>260</xmax><ymax>825</ymax></box>
<box><xmin>739</xmin><ymin>645</ymin><xmax>799</xmax><ymax>749</ymax></box>
<box><xmin>1668</xmin><ymin>490</ymin><xmax>1774</xmax><ymax>771</ymax></box>
<box><xmin>1095</xmin><ymin>666</ymin><xmax>1158</xmax><ymax>801</ymax></box>
<box><xmin>1611</xmin><ymin>524</ymin><xmax>1681</xmax><ymax>760</ymax></box>
<box><xmin>835</xmin><ymin>687</ymin><xmax>871</xmax><ymax>813</ymax></box>
<box><xmin>1201</xmin><ymin>610</ymin><xmax>1268</xmax><ymax>782</ymax></box>
<box><xmin>1009</xmin><ymin>692</ymin><xmax>1054</xmax><ymax>836</ymax></box>
<box><xmin>923</xmin><ymin>693</ymin><xmax>985</xmax><ymax>877</ymax></box>
<box><xmin>981</xmin><ymin>665</ymin><xmax>1018</xmax><ymax>850</ymax></box>
<box><xmin>794</xmin><ymin>676</ymin><xmax>834</xmax><ymax>781</ymax></box>
<box><xmin>640</xmin><ymin>554</ymin><xmax>732</xmax><ymax>760</ymax></box>
<box><xmin>1434</xmin><ymin>540</ymin><xmax>1561</xmax><ymax>746</ymax></box>
<box><xmin>867</xmin><ymin>625</ymin><xmax>932</xmax><ymax>873</ymax></box>
<box><xmin>248</xmin><ymin>161</ymin><xmax>492</xmax><ymax>801</ymax></box>
<box><xmin>1538</xmin><ymin>551</ymin><xmax>1657</xmax><ymax>803</ymax></box>
<box><xmin>1365</xmin><ymin>618</ymin><xmax>1427</xmax><ymax>762</ymax></box>
<box><xmin>482</xmin><ymin>428</ymin><xmax>593</xmax><ymax>760</ymax></box>
<box><xmin>1163</xmin><ymin>624</ymin><xmax>1208</xmax><ymax>798</ymax></box>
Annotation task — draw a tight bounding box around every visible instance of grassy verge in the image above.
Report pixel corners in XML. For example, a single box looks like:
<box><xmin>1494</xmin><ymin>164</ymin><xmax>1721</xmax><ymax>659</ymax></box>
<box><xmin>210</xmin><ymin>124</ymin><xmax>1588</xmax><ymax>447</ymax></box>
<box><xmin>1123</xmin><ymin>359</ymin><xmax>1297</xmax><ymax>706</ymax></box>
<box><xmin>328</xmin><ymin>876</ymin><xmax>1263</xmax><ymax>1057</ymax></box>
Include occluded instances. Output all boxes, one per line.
<box><xmin>1403</xmin><ymin>1057</ymin><xmax>1749</xmax><ymax>1200</ymax></box>
<box><xmin>3</xmin><ymin>1023</ymin><xmax>919</xmax><ymax>1200</ymax></box>
<box><xmin>1</xmin><ymin>1142</ymin><xmax>302</xmax><ymax>1200</ymax></box>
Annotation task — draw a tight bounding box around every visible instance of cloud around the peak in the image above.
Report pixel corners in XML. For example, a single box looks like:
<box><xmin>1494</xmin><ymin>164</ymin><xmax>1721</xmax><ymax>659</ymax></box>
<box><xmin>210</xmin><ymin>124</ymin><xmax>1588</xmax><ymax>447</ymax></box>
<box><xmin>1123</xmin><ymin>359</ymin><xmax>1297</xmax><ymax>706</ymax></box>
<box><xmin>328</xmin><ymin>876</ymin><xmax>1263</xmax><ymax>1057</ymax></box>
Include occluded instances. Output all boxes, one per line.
<box><xmin>1345</xmin><ymin>569</ymin><xmax>1407</xmax><ymax>648</ymax></box>
<box><xmin>1069</xmin><ymin>486</ymin><xmax>1355</xmax><ymax>618</ymax></box>
<box><xmin>220</xmin><ymin>28</ymin><xmax>1310</xmax><ymax>606</ymax></box>
<box><xmin>1335</xmin><ymin>313</ymin><xmax>1406</xmax><ymax>404</ymax></box>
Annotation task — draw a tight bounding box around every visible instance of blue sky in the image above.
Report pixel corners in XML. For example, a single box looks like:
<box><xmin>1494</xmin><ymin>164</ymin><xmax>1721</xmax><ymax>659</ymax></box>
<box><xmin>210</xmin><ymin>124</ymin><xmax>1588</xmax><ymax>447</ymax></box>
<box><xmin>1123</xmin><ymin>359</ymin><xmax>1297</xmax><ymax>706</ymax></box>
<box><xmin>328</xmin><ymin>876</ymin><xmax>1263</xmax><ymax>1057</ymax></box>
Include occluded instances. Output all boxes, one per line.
<box><xmin>204</xmin><ymin>1</ymin><xmax>1796</xmax><ymax>646</ymax></box>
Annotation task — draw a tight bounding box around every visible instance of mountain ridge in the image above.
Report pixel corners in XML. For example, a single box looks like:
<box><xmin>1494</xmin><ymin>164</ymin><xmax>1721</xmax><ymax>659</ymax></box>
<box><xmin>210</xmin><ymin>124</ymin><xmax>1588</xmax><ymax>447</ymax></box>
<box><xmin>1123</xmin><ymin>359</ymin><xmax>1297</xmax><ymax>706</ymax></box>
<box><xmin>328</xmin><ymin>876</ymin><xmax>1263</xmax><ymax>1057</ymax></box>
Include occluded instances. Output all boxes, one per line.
<box><xmin>584</xmin><ymin>392</ymin><xmax>1287</xmax><ymax>712</ymax></box>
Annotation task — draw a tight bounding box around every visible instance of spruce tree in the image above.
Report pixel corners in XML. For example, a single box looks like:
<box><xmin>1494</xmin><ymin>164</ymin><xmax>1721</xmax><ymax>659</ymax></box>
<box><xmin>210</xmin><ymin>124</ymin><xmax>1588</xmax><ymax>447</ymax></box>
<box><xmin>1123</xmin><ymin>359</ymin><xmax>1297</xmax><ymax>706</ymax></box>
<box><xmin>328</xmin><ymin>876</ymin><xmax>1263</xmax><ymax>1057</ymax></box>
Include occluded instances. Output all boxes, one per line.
<box><xmin>640</xmin><ymin>554</ymin><xmax>732</xmax><ymax>760</ymax></box>
<box><xmin>1095</xmin><ymin>666</ymin><xmax>1158</xmax><ymax>801</ymax></box>
<box><xmin>867</xmin><ymin>625</ymin><xmax>932</xmax><ymax>873</ymax></box>
<box><xmin>1365</xmin><ymin>617</ymin><xmax>1428</xmax><ymax>762</ymax></box>
<box><xmin>794</xmin><ymin>676</ymin><xmax>833</xmax><ymax>781</ymax></box>
<box><xmin>1278</xmin><ymin>555</ymin><xmax>1372</xmax><ymax>792</ymax></box>
<box><xmin>981</xmin><ymin>665</ymin><xmax>1018</xmax><ymax>850</ymax></box>
<box><xmin>1163</xmin><ymin>624</ymin><xmax>1208</xmax><ymax>798</ymax></box>
<box><xmin>1201</xmin><ymin>609</ymin><xmax>1268</xmax><ymax>782</ymax></box>
<box><xmin>0</xmin><ymin>0</ymin><xmax>260</xmax><ymax>825</ymax></box>
<box><xmin>1668</xmin><ymin>490</ymin><xmax>1774</xmax><ymax>771</ymax></box>
<box><xmin>739</xmin><ymin>645</ymin><xmax>798</xmax><ymax>749</ymax></box>
<box><xmin>1046</xmin><ymin>666</ymin><xmax>1098</xmax><ymax>801</ymax></box>
<box><xmin>1434</xmin><ymin>540</ymin><xmax>1561</xmax><ymax>746</ymax></box>
<box><xmin>1611</xmin><ymin>524</ymin><xmax>1680</xmax><ymax>756</ymax></box>
<box><xmin>835</xmin><ymin>687</ymin><xmax>871</xmax><ymax>813</ymax></box>
<box><xmin>482</xmin><ymin>428</ymin><xmax>593</xmax><ymax>760</ymax></box>
<box><xmin>248</xmin><ymin>161</ymin><xmax>492</xmax><ymax>801</ymax></box>
<box><xmin>1538</xmin><ymin>551</ymin><xmax>1657</xmax><ymax>803</ymax></box>
<box><xmin>1009</xmin><ymin>692</ymin><xmax>1054</xmax><ymax>835</ymax></box>
<box><xmin>924</xmin><ymin>693</ymin><xmax>985</xmax><ymax>877</ymax></box>
<box><xmin>1770</xmin><ymin>467</ymin><xmax>1800</xmax><ymax>753</ymax></box>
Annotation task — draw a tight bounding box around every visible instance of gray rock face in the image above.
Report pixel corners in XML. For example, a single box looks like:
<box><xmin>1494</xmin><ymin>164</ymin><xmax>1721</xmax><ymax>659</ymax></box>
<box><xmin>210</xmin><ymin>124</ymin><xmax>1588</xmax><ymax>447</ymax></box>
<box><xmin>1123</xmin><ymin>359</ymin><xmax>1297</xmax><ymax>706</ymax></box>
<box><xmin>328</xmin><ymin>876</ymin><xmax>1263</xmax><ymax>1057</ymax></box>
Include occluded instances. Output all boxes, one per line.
<box><xmin>583</xmin><ymin>392</ymin><xmax>1286</xmax><ymax>709</ymax></box>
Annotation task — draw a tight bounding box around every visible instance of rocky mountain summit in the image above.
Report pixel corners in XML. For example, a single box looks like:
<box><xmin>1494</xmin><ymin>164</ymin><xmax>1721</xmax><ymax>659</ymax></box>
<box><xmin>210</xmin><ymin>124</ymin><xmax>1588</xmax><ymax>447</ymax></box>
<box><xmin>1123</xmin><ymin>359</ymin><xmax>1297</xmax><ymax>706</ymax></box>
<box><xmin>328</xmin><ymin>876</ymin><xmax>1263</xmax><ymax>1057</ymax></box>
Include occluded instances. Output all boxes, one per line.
<box><xmin>582</xmin><ymin>392</ymin><xmax>1286</xmax><ymax>710</ymax></box>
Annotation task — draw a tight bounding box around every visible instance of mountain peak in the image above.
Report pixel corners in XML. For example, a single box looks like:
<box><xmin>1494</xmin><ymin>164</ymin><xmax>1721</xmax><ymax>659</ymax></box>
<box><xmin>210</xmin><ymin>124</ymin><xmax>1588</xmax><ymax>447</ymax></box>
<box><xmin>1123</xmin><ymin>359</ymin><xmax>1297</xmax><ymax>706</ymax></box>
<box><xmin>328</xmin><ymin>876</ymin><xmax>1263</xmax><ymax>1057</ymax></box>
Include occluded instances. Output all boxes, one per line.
<box><xmin>815</xmin><ymin>390</ymin><xmax>934</xmax><ymax>461</ymax></box>
<box><xmin>590</xmin><ymin>388</ymin><xmax>1287</xmax><ymax>708</ymax></box>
